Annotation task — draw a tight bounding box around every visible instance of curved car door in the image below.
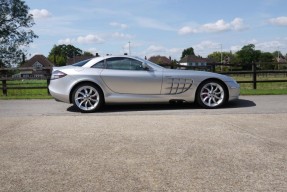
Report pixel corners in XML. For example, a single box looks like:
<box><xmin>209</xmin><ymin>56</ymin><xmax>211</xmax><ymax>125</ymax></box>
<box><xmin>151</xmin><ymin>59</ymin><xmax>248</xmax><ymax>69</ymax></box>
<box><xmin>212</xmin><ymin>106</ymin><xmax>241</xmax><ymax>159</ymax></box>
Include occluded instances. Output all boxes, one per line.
<box><xmin>100</xmin><ymin>57</ymin><xmax>163</xmax><ymax>94</ymax></box>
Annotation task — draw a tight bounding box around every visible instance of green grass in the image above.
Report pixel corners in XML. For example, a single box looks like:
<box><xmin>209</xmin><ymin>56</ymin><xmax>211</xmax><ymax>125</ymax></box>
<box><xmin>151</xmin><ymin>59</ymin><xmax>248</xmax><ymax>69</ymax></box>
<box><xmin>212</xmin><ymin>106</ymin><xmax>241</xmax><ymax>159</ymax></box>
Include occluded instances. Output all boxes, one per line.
<box><xmin>230</xmin><ymin>74</ymin><xmax>287</xmax><ymax>95</ymax></box>
<box><xmin>0</xmin><ymin>80</ymin><xmax>52</xmax><ymax>99</ymax></box>
<box><xmin>0</xmin><ymin>75</ymin><xmax>286</xmax><ymax>99</ymax></box>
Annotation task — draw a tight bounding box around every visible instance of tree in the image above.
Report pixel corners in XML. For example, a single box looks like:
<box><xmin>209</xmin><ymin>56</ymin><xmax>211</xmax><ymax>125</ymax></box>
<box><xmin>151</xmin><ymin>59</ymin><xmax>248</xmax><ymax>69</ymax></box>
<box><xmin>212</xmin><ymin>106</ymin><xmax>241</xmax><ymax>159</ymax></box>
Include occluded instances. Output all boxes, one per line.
<box><xmin>208</xmin><ymin>51</ymin><xmax>235</xmax><ymax>63</ymax></box>
<box><xmin>236</xmin><ymin>44</ymin><xmax>261</xmax><ymax>65</ymax></box>
<box><xmin>83</xmin><ymin>51</ymin><xmax>94</xmax><ymax>56</ymax></box>
<box><xmin>48</xmin><ymin>44</ymin><xmax>83</xmax><ymax>66</ymax></box>
<box><xmin>0</xmin><ymin>0</ymin><xmax>38</xmax><ymax>67</ymax></box>
<box><xmin>259</xmin><ymin>52</ymin><xmax>274</xmax><ymax>62</ymax></box>
<box><xmin>181</xmin><ymin>47</ymin><xmax>195</xmax><ymax>59</ymax></box>
<box><xmin>272</xmin><ymin>51</ymin><xmax>283</xmax><ymax>60</ymax></box>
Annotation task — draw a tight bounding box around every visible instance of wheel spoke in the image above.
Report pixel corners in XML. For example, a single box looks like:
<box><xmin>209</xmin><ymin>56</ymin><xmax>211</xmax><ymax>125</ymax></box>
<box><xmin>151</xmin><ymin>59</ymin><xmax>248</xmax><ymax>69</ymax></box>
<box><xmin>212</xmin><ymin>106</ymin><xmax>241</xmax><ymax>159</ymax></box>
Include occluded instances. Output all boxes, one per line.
<box><xmin>202</xmin><ymin>95</ymin><xmax>209</xmax><ymax>102</ymax></box>
<box><xmin>76</xmin><ymin>97</ymin><xmax>84</xmax><ymax>101</ymax></box>
<box><xmin>214</xmin><ymin>95</ymin><xmax>221</xmax><ymax>100</ymax></box>
<box><xmin>208</xmin><ymin>97</ymin><xmax>212</xmax><ymax>106</ymax></box>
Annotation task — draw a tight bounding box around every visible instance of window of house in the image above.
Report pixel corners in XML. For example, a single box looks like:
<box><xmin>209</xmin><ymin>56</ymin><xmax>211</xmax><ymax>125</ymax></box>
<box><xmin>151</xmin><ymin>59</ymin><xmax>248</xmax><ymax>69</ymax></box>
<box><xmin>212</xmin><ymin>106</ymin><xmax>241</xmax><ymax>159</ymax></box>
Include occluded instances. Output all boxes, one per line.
<box><xmin>33</xmin><ymin>61</ymin><xmax>43</xmax><ymax>70</ymax></box>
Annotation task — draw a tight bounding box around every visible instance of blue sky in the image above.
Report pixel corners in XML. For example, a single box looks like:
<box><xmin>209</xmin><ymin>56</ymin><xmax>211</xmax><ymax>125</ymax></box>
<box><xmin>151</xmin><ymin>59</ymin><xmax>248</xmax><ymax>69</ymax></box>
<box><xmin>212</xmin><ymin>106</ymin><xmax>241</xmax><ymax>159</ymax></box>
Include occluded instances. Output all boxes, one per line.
<box><xmin>25</xmin><ymin>0</ymin><xmax>287</xmax><ymax>60</ymax></box>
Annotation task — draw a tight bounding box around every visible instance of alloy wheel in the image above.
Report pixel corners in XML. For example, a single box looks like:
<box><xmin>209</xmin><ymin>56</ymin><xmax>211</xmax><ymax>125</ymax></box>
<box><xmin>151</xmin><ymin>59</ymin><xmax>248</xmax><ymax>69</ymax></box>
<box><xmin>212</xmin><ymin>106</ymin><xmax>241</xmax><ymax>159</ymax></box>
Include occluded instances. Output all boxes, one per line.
<box><xmin>74</xmin><ymin>85</ymin><xmax>100</xmax><ymax>111</ymax></box>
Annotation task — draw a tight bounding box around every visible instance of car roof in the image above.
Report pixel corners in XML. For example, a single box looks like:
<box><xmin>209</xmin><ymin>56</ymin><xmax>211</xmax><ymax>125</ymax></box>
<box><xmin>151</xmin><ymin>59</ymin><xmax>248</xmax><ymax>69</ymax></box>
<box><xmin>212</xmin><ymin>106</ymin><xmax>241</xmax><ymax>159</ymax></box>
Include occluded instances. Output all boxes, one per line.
<box><xmin>83</xmin><ymin>55</ymin><xmax>143</xmax><ymax>68</ymax></box>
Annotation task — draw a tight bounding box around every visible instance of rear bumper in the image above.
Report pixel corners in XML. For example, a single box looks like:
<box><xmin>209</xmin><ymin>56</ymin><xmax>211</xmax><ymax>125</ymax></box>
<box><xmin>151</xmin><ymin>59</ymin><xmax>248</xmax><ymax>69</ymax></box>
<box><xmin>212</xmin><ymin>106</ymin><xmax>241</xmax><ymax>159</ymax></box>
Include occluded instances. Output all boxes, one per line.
<box><xmin>48</xmin><ymin>78</ymin><xmax>71</xmax><ymax>103</ymax></box>
<box><xmin>49</xmin><ymin>88</ymin><xmax>70</xmax><ymax>103</ymax></box>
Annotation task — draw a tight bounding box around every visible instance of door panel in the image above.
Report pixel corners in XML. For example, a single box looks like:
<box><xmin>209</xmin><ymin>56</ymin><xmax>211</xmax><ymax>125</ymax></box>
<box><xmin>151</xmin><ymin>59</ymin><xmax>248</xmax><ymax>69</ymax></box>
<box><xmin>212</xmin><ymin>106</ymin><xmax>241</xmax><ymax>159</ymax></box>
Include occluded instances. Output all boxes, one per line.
<box><xmin>100</xmin><ymin>57</ymin><xmax>163</xmax><ymax>94</ymax></box>
<box><xmin>101</xmin><ymin>70</ymin><xmax>162</xmax><ymax>94</ymax></box>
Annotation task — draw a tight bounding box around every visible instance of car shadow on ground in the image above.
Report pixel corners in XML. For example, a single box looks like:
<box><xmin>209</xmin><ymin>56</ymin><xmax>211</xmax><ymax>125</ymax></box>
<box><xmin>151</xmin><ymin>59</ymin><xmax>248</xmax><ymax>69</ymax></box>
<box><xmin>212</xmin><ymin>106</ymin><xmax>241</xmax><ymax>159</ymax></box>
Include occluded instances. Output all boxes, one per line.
<box><xmin>67</xmin><ymin>99</ymin><xmax>256</xmax><ymax>113</ymax></box>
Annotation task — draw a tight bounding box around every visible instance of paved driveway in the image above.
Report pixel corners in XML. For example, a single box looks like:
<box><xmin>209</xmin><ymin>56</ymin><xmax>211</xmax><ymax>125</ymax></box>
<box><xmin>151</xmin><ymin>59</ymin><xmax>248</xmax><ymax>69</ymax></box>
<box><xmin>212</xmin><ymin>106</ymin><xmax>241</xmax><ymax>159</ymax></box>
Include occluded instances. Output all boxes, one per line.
<box><xmin>0</xmin><ymin>96</ymin><xmax>287</xmax><ymax>191</ymax></box>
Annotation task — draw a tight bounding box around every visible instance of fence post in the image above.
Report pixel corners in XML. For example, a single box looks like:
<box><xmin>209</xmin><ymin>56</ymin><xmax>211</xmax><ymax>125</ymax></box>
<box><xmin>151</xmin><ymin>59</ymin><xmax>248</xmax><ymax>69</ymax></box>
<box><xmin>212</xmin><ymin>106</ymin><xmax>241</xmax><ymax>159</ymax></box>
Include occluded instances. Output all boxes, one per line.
<box><xmin>47</xmin><ymin>78</ymin><xmax>50</xmax><ymax>95</ymax></box>
<box><xmin>252</xmin><ymin>62</ymin><xmax>257</xmax><ymax>89</ymax></box>
<box><xmin>2</xmin><ymin>80</ymin><xmax>7</xmax><ymax>96</ymax></box>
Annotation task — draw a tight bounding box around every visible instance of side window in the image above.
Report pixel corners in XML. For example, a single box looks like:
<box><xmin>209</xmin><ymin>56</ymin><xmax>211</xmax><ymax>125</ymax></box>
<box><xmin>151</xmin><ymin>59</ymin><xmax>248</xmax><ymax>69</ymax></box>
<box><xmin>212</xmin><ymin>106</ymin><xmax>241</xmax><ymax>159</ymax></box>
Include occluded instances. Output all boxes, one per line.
<box><xmin>106</xmin><ymin>57</ymin><xmax>144</xmax><ymax>71</ymax></box>
<box><xmin>91</xmin><ymin>61</ymin><xmax>105</xmax><ymax>69</ymax></box>
<box><xmin>130</xmin><ymin>59</ymin><xmax>145</xmax><ymax>70</ymax></box>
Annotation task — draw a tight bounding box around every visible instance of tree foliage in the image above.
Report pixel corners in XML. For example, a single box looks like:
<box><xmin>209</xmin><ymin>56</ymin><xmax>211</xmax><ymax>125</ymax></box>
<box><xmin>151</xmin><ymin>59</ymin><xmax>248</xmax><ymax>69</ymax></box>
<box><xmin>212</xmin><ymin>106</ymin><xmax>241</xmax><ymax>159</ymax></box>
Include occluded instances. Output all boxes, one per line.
<box><xmin>207</xmin><ymin>51</ymin><xmax>235</xmax><ymax>63</ymax></box>
<box><xmin>48</xmin><ymin>44</ymin><xmax>83</xmax><ymax>66</ymax></box>
<box><xmin>236</xmin><ymin>44</ymin><xmax>261</xmax><ymax>65</ymax></box>
<box><xmin>272</xmin><ymin>51</ymin><xmax>283</xmax><ymax>59</ymax></box>
<box><xmin>83</xmin><ymin>51</ymin><xmax>94</xmax><ymax>56</ymax></box>
<box><xmin>0</xmin><ymin>0</ymin><xmax>38</xmax><ymax>67</ymax></box>
<box><xmin>181</xmin><ymin>47</ymin><xmax>195</xmax><ymax>59</ymax></box>
<box><xmin>259</xmin><ymin>52</ymin><xmax>274</xmax><ymax>62</ymax></box>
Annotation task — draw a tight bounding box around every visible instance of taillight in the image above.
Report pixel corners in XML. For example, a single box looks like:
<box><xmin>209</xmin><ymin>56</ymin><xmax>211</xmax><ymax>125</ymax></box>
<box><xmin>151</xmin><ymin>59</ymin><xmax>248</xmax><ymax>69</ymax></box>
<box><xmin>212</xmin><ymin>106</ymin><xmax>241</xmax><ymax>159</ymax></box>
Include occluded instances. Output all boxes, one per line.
<box><xmin>51</xmin><ymin>70</ymin><xmax>67</xmax><ymax>80</ymax></box>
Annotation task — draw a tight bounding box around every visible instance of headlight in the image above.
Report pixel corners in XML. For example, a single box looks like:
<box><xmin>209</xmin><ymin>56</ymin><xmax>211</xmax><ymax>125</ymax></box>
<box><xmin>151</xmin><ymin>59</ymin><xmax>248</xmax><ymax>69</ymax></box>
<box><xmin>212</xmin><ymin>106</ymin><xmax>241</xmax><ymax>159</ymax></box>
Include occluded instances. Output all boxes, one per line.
<box><xmin>51</xmin><ymin>70</ymin><xmax>67</xmax><ymax>80</ymax></box>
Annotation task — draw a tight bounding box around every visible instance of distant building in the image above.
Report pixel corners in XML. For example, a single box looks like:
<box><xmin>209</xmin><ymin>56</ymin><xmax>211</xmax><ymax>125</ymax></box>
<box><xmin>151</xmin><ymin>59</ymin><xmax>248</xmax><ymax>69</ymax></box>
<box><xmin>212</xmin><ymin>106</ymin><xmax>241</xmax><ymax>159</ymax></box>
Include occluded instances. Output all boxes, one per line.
<box><xmin>13</xmin><ymin>55</ymin><xmax>54</xmax><ymax>78</ymax></box>
<box><xmin>276</xmin><ymin>56</ymin><xmax>287</xmax><ymax>63</ymax></box>
<box><xmin>66</xmin><ymin>55</ymin><xmax>95</xmax><ymax>65</ymax></box>
<box><xmin>148</xmin><ymin>55</ymin><xmax>172</xmax><ymax>66</ymax></box>
<box><xmin>179</xmin><ymin>55</ymin><xmax>214</xmax><ymax>67</ymax></box>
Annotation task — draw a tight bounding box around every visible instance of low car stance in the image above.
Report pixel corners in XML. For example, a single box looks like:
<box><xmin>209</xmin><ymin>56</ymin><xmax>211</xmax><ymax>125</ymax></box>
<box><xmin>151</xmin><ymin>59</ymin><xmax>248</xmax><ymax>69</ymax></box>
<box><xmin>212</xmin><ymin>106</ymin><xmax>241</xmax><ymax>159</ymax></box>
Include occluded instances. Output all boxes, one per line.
<box><xmin>49</xmin><ymin>55</ymin><xmax>240</xmax><ymax>112</ymax></box>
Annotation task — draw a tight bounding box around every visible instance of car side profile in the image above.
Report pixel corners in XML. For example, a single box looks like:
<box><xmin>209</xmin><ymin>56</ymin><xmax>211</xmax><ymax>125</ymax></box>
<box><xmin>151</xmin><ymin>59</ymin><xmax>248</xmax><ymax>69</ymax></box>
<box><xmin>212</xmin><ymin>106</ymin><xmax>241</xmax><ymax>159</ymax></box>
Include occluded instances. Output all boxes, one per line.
<box><xmin>48</xmin><ymin>55</ymin><xmax>240</xmax><ymax>112</ymax></box>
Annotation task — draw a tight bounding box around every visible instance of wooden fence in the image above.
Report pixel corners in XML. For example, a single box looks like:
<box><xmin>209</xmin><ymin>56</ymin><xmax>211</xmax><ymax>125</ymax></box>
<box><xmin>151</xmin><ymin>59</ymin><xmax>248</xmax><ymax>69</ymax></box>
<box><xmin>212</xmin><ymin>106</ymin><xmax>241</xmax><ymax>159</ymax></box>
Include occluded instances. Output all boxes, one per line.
<box><xmin>0</xmin><ymin>77</ymin><xmax>50</xmax><ymax>96</ymax></box>
<box><xmin>1</xmin><ymin>63</ymin><xmax>287</xmax><ymax>96</ymax></box>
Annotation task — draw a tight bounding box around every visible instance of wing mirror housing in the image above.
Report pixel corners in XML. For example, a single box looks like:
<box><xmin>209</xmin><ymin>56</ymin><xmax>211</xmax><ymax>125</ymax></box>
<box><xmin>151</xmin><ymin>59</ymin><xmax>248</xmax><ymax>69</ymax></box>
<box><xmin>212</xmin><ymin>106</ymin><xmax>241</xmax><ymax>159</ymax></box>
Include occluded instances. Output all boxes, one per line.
<box><xmin>143</xmin><ymin>63</ymin><xmax>152</xmax><ymax>71</ymax></box>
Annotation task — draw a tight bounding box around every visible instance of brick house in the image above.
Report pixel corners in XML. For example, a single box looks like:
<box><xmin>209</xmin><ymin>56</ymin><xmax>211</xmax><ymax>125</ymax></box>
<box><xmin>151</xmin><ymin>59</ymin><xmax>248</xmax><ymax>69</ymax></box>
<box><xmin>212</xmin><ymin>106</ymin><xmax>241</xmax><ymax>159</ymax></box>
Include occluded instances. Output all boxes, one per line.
<box><xmin>66</xmin><ymin>55</ymin><xmax>95</xmax><ymax>65</ymax></box>
<box><xmin>13</xmin><ymin>55</ymin><xmax>54</xmax><ymax>78</ymax></box>
<box><xmin>179</xmin><ymin>55</ymin><xmax>213</xmax><ymax>67</ymax></box>
<box><xmin>148</xmin><ymin>55</ymin><xmax>172</xmax><ymax>65</ymax></box>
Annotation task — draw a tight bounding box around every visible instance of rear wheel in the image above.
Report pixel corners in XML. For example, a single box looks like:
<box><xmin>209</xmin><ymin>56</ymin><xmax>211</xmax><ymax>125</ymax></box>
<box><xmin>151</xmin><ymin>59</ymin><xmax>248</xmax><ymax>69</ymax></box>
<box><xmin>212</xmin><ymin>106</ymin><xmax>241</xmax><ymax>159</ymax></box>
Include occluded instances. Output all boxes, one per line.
<box><xmin>72</xmin><ymin>83</ymin><xmax>103</xmax><ymax>112</ymax></box>
<box><xmin>196</xmin><ymin>80</ymin><xmax>227</xmax><ymax>109</ymax></box>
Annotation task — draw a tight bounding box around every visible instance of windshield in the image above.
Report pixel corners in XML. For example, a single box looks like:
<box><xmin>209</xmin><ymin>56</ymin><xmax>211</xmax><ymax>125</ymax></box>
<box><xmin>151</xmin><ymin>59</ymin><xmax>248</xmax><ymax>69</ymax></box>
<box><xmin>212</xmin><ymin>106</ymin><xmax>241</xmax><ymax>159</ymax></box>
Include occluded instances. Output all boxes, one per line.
<box><xmin>72</xmin><ymin>59</ymin><xmax>92</xmax><ymax>67</ymax></box>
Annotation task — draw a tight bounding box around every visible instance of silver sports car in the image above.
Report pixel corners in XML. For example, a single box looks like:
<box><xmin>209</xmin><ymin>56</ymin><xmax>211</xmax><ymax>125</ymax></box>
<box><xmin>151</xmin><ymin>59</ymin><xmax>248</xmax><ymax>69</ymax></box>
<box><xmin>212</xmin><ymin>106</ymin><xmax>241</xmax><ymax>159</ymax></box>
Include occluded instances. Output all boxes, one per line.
<box><xmin>49</xmin><ymin>55</ymin><xmax>240</xmax><ymax>112</ymax></box>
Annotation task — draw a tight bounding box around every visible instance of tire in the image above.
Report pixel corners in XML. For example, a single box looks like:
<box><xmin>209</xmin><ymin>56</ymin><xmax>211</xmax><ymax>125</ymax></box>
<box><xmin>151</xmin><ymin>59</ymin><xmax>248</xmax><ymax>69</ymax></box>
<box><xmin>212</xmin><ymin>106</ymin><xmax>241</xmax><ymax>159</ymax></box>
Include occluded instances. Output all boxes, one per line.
<box><xmin>72</xmin><ymin>83</ymin><xmax>104</xmax><ymax>113</ymax></box>
<box><xmin>196</xmin><ymin>80</ymin><xmax>227</xmax><ymax>109</ymax></box>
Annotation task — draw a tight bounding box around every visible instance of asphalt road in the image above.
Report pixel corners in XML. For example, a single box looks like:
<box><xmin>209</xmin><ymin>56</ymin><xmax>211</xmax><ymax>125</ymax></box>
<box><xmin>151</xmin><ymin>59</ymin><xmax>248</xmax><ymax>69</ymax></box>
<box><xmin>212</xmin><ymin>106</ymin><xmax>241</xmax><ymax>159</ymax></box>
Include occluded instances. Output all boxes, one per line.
<box><xmin>0</xmin><ymin>96</ymin><xmax>287</xmax><ymax>191</ymax></box>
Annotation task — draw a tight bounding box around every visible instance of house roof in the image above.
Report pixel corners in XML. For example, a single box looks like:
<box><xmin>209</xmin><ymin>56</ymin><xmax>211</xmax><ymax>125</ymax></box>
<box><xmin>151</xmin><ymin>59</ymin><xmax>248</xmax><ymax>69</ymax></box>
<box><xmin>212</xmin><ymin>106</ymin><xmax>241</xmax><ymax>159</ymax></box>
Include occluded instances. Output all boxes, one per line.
<box><xmin>21</xmin><ymin>55</ymin><xmax>54</xmax><ymax>68</ymax></box>
<box><xmin>180</xmin><ymin>55</ymin><xmax>213</xmax><ymax>63</ymax></box>
<box><xmin>148</xmin><ymin>55</ymin><xmax>172</xmax><ymax>65</ymax></box>
<box><xmin>67</xmin><ymin>56</ymin><xmax>95</xmax><ymax>65</ymax></box>
<box><xmin>276</xmin><ymin>56</ymin><xmax>287</xmax><ymax>63</ymax></box>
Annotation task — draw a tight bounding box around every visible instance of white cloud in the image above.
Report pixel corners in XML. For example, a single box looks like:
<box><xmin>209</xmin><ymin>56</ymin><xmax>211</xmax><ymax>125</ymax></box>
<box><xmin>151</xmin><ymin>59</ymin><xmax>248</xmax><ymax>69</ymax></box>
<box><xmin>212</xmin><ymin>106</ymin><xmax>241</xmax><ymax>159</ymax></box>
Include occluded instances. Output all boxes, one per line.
<box><xmin>268</xmin><ymin>16</ymin><xmax>287</xmax><ymax>26</ymax></box>
<box><xmin>147</xmin><ymin>45</ymin><xmax>167</xmax><ymax>53</ymax></box>
<box><xmin>231</xmin><ymin>18</ymin><xmax>245</xmax><ymax>31</ymax></box>
<box><xmin>194</xmin><ymin>41</ymin><xmax>220</xmax><ymax>51</ymax></box>
<box><xmin>29</xmin><ymin>9</ymin><xmax>51</xmax><ymax>19</ymax></box>
<box><xmin>178</xmin><ymin>26</ymin><xmax>197</xmax><ymax>35</ymax></box>
<box><xmin>230</xmin><ymin>45</ymin><xmax>241</xmax><ymax>52</ymax></box>
<box><xmin>77</xmin><ymin>34</ymin><xmax>104</xmax><ymax>44</ymax></box>
<box><xmin>178</xmin><ymin>18</ymin><xmax>246</xmax><ymax>35</ymax></box>
<box><xmin>169</xmin><ymin>48</ymin><xmax>182</xmax><ymax>54</ymax></box>
<box><xmin>256</xmin><ymin>41</ymin><xmax>283</xmax><ymax>50</ymax></box>
<box><xmin>112</xmin><ymin>32</ymin><xmax>133</xmax><ymax>39</ymax></box>
<box><xmin>202</xmin><ymin>19</ymin><xmax>231</xmax><ymax>32</ymax></box>
<box><xmin>58</xmin><ymin>38</ymin><xmax>74</xmax><ymax>45</ymax></box>
<box><xmin>110</xmin><ymin>22</ymin><xmax>128</xmax><ymax>29</ymax></box>
<box><xmin>230</xmin><ymin>40</ymin><xmax>284</xmax><ymax>53</ymax></box>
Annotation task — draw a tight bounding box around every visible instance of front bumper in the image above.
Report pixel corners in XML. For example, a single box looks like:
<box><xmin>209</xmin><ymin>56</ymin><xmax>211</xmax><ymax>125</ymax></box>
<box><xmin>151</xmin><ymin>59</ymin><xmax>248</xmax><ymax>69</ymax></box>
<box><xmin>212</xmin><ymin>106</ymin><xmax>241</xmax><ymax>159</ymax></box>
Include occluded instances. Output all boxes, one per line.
<box><xmin>226</xmin><ymin>81</ymin><xmax>240</xmax><ymax>101</ymax></box>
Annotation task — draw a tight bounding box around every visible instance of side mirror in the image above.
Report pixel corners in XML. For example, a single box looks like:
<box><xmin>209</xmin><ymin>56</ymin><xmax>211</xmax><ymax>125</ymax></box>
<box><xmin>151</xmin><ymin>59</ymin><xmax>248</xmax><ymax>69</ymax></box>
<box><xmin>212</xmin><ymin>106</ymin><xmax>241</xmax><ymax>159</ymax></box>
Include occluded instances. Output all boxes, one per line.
<box><xmin>142</xmin><ymin>63</ymin><xmax>152</xmax><ymax>71</ymax></box>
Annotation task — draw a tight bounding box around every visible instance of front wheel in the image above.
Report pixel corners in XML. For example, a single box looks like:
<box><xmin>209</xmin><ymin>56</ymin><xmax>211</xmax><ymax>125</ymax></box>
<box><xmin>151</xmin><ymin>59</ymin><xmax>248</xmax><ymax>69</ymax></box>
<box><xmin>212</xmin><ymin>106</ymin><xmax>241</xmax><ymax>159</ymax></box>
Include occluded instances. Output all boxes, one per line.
<box><xmin>196</xmin><ymin>80</ymin><xmax>227</xmax><ymax>109</ymax></box>
<box><xmin>72</xmin><ymin>83</ymin><xmax>103</xmax><ymax>112</ymax></box>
